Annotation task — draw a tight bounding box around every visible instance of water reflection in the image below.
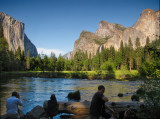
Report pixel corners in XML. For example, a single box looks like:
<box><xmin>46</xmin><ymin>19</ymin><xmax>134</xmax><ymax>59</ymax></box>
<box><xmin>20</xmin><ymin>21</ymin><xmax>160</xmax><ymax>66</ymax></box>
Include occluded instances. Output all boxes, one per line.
<box><xmin>0</xmin><ymin>77</ymin><xmax>142</xmax><ymax>115</ymax></box>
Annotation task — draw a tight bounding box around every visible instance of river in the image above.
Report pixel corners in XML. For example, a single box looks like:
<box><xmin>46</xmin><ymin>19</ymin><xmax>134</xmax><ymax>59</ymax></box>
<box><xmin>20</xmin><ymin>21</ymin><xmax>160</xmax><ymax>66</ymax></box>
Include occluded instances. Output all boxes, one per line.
<box><xmin>0</xmin><ymin>77</ymin><xmax>142</xmax><ymax>116</ymax></box>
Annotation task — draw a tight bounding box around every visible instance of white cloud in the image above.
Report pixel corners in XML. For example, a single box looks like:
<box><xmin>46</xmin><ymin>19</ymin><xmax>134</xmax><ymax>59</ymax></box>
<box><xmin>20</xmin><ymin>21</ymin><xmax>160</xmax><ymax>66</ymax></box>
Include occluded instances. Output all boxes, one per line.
<box><xmin>37</xmin><ymin>48</ymin><xmax>64</xmax><ymax>57</ymax></box>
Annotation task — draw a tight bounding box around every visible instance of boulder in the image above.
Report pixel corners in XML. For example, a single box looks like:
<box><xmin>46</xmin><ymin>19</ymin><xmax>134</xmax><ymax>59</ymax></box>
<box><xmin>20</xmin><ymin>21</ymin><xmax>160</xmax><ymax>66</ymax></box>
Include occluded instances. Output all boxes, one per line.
<box><xmin>67</xmin><ymin>90</ymin><xmax>81</xmax><ymax>100</ymax></box>
<box><xmin>25</xmin><ymin>105</ymin><xmax>46</xmax><ymax>119</ymax></box>
<box><xmin>0</xmin><ymin>109</ymin><xmax>25</xmax><ymax>119</ymax></box>
<box><xmin>0</xmin><ymin>115</ymin><xmax>6</xmax><ymax>119</ymax></box>
<box><xmin>39</xmin><ymin>117</ymin><xmax>48</xmax><ymax>119</ymax></box>
<box><xmin>19</xmin><ymin>109</ymin><xmax>25</xmax><ymax>119</ymax></box>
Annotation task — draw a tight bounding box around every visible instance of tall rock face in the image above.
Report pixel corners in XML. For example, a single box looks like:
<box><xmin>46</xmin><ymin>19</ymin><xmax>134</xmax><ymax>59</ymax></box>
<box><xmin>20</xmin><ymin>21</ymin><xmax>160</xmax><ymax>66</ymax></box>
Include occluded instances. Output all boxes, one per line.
<box><xmin>132</xmin><ymin>9</ymin><xmax>159</xmax><ymax>41</ymax></box>
<box><xmin>72</xmin><ymin>31</ymin><xmax>100</xmax><ymax>57</ymax></box>
<box><xmin>95</xmin><ymin>21</ymin><xmax>126</xmax><ymax>50</ymax></box>
<box><xmin>72</xmin><ymin>9</ymin><xmax>159</xmax><ymax>57</ymax></box>
<box><xmin>0</xmin><ymin>12</ymin><xmax>38</xmax><ymax>57</ymax></box>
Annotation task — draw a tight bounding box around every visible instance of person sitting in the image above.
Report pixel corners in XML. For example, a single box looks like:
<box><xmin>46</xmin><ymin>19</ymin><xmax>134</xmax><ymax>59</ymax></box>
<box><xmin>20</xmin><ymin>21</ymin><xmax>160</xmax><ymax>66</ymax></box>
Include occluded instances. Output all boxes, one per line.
<box><xmin>45</xmin><ymin>94</ymin><xmax>58</xmax><ymax>119</ymax></box>
<box><xmin>6</xmin><ymin>92</ymin><xmax>22</xmax><ymax>119</ymax></box>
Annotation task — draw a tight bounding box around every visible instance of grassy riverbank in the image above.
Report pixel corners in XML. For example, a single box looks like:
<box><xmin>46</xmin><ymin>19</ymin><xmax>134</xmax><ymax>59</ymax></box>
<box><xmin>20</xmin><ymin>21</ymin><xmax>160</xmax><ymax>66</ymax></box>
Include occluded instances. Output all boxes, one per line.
<box><xmin>0</xmin><ymin>70</ymin><xmax>140</xmax><ymax>80</ymax></box>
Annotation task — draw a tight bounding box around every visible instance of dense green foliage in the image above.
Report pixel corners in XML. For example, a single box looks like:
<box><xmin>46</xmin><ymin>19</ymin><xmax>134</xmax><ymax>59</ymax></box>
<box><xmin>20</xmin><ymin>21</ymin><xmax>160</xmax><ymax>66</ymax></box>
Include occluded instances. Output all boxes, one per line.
<box><xmin>136</xmin><ymin>80</ymin><xmax>160</xmax><ymax>118</ymax></box>
<box><xmin>0</xmin><ymin>23</ymin><xmax>160</xmax><ymax>78</ymax></box>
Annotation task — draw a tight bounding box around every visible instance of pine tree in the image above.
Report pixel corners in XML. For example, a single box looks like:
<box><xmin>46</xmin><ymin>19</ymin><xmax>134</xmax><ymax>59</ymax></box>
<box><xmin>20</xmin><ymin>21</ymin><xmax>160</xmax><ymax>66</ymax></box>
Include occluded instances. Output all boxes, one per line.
<box><xmin>44</xmin><ymin>55</ymin><xmax>49</xmax><ymax>71</ymax></box>
<box><xmin>30</xmin><ymin>57</ymin><xmax>37</xmax><ymax>70</ymax></box>
<box><xmin>128</xmin><ymin>38</ymin><xmax>133</xmax><ymax>71</ymax></box>
<box><xmin>109</xmin><ymin>46</ymin><xmax>115</xmax><ymax>61</ymax></box>
<box><xmin>146</xmin><ymin>36</ymin><xmax>150</xmax><ymax>45</ymax></box>
<box><xmin>8</xmin><ymin>51</ymin><xmax>16</xmax><ymax>71</ymax></box>
<box><xmin>114</xmin><ymin>51</ymin><xmax>121</xmax><ymax>70</ymax></box>
<box><xmin>26</xmin><ymin>50</ymin><xmax>30</xmax><ymax>70</ymax></box>
<box><xmin>135</xmin><ymin>37</ymin><xmax>142</xmax><ymax>69</ymax></box>
<box><xmin>49</xmin><ymin>52</ymin><xmax>57</xmax><ymax>71</ymax></box>
<box><xmin>89</xmin><ymin>53</ymin><xmax>92</xmax><ymax>71</ymax></box>
<box><xmin>20</xmin><ymin>51</ymin><xmax>26</xmax><ymax>70</ymax></box>
<box><xmin>73</xmin><ymin>50</ymin><xmax>84</xmax><ymax>71</ymax></box>
<box><xmin>36</xmin><ymin>54</ymin><xmax>42</xmax><ymax>70</ymax></box>
<box><xmin>144</xmin><ymin>37</ymin><xmax>151</xmax><ymax>62</ymax></box>
<box><xmin>15</xmin><ymin>46</ymin><xmax>21</xmax><ymax>60</ymax></box>
<box><xmin>0</xmin><ymin>37</ymin><xmax>9</xmax><ymax>71</ymax></box>
<box><xmin>84</xmin><ymin>59</ymin><xmax>89</xmax><ymax>71</ymax></box>
<box><xmin>120</xmin><ymin>40</ymin><xmax>125</xmax><ymax>68</ymax></box>
<box><xmin>73</xmin><ymin>51</ymin><xmax>79</xmax><ymax>71</ymax></box>
<box><xmin>64</xmin><ymin>59</ymin><xmax>72</xmax><ymax>71</ymax></box>
<box><xmin>92</xmin><ymin>55</ymin><xmax>100</xmax><ymax>70</ymax></box>
<box><xmin>0</xmin><ymin>23</ymin><xmax>3</xmax><ymax>38</ymax></box>
<box><xmin>100</xmin><ymin>49</ymin><xmax>108</xmax><ymax>65</ymax></box>
<box><xmin>56</xmin><ymin>54</ymin><xmax>65</xmax><ymax>71</ymax></box>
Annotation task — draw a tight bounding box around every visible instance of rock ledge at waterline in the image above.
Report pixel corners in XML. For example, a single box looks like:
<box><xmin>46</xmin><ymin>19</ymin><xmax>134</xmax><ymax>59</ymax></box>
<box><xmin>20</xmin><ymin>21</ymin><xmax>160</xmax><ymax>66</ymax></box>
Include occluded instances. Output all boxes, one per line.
<box><xmin>1</xmin><ymin>101</ymin><xmax>143</xmax><ymax>119</ymax></box>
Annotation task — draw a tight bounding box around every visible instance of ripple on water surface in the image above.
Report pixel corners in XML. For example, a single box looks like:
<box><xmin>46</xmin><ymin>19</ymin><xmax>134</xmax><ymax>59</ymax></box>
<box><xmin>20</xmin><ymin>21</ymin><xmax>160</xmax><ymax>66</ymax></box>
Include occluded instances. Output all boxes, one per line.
<box><xmin>0</xmin><ymin>77</ymin><xmax>142</xmax><ymax>115</ymax></box>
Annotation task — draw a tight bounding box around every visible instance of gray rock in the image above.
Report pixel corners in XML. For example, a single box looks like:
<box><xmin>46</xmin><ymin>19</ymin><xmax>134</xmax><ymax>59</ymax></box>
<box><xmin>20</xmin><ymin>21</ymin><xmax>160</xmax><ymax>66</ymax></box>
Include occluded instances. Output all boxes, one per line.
<box><xmin>25</xmin><ymin>105</ymin><xmax>46</xmax><ymax>119</ymax></box>
<box><xmin>63</xmin><ymin>51</ymin><xmax>72</xmax><ymax>59</ymax></box>
<box><xmin>0</xmin><ymin>115</ymin><xmax>6</xmax><ymax>119</ymax></box>
<box><xmin>39</xmin><ymin>117</ymin><xmax>48</xmax><ymax>119</ymax></box>
<box><xmin>19</xmin><ymin>108</ymin><xmax>25</xmax><ymax>119</ymax></box>
<box><xmin>72</xmin><ymin>31</ymin><xmax>100</xmax><ymax>57</ymax></box>
<box><xmin>0</xmin><ymin>12</ymin><xmax>38</xmax><ymax>57</ymax></box>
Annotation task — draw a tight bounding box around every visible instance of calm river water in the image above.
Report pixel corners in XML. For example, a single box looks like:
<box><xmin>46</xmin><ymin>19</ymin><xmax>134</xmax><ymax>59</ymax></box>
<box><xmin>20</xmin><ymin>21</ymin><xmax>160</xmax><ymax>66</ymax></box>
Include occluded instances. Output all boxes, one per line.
<box><xmin>0</xmin><ymin>77</ymin><xmax>142</xmax><ymax>116</ymax></box>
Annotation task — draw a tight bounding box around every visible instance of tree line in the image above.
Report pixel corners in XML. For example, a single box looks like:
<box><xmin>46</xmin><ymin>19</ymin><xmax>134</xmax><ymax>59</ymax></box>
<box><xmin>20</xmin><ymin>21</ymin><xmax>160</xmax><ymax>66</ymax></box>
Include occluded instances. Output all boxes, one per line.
<box><xmin>0</xmin><ymin>24</ymin><xmax>160</xmax><ymax>77</ymax></box>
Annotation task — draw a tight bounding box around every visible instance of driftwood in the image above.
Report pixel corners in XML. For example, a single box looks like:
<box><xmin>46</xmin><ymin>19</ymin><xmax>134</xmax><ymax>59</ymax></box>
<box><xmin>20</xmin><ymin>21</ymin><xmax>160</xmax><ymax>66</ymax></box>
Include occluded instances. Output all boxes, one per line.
<box><xmin>44</xmin><ymin>100</ymin><xmax>143</xmax><ymax>118</ymax></box>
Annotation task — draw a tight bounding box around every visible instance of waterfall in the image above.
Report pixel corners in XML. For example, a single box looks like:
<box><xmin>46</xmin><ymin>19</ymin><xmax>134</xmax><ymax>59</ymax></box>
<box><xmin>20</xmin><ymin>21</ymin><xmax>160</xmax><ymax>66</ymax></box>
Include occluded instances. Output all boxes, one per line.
<box><xmin>98</xmin><ymin>45</ymin><xmax>103</xmax><ymax>53</ymax></box>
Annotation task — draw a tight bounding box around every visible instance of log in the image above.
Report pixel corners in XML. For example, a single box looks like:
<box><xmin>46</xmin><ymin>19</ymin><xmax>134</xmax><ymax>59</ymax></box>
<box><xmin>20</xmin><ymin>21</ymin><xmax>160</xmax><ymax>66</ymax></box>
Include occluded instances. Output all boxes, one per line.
<box><xmin>44</xmin><ymin>100</ymin><xmax>143</xmax><ymax>115</ymax></box>
<box><xmin>60</xmin><ymin>115</ymin><xmax>89</xmax><ymax>119</ymax></box>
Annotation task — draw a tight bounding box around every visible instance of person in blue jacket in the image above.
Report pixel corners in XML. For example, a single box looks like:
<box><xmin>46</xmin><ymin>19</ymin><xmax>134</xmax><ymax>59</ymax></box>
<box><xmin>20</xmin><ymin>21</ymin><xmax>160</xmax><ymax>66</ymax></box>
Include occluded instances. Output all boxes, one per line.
<box><xmin>6</xmin><ymin>92</ymin><xmax>22</xmax><ymax>119</ymax></box>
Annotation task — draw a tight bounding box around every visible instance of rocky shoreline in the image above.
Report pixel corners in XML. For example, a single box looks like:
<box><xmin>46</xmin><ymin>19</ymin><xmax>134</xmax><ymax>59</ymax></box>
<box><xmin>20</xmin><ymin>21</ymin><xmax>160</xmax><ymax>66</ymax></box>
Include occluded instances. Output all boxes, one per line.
<box><xmin>1</xmin><ymin>101</ymin><xmax>143</xmax><ymax>119</ymax></box>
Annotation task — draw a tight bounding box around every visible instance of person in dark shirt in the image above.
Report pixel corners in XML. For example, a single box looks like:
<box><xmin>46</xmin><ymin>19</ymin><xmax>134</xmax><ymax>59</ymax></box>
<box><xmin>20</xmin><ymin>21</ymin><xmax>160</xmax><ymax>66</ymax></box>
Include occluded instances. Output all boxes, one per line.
<box><xmin>90</xmin><ymin>85</ymin><xmax>115</xmax><ymax>119</ymax></box>
<box><xmin>46</xmin><ymin>94</ymin><xmax>58</xmax><ymax>119</ymax></box>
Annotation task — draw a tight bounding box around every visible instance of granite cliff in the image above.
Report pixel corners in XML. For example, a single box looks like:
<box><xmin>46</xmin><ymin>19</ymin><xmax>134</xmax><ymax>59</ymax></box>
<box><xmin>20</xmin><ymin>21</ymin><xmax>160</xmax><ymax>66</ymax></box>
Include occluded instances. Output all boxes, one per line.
<box><xmin>63</xmin><ymin>51</ymin><xmax>72</xmax><ymax>59</ymax></box>
<box><xmin>72</xmin><ymin>9</ymin><xmax>159</xmax><ymax>57</ymax></box>
<box><xmin>0</xmin><ymin>12</ymin><xmax>38</xmax><ymax>57</ymax></box>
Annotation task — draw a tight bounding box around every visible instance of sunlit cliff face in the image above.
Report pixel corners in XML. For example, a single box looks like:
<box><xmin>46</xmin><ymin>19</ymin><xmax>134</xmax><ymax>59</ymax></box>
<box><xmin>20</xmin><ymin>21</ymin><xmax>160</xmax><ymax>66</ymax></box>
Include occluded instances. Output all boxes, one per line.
<box><xmin>0</xmin><ymin>12</ymin><xmax>38</xmax><ymax>57</ymax></box>
<box><xmin>72</xmin><ymin>9</ymin><xmax>159</xmax><ymax>57</ymax></box>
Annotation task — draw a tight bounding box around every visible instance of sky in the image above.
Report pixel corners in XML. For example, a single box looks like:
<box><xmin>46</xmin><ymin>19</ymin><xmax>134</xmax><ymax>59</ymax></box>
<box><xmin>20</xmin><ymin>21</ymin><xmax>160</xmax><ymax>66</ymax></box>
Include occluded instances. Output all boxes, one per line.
<box><xmin>0</xmin><ymin>0</ymin><xmax>159</xmax><ymax>57</ymax></box>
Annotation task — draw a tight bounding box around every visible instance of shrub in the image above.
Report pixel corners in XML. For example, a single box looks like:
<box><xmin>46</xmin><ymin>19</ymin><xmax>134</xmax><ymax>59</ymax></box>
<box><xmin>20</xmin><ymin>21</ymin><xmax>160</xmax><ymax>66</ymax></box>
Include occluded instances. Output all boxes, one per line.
<box><xmin>136</xmin><ymin>88</ymin><xmax>145</xmax><ymax>95</ymax></box>
<box><xmin>131</xmin><ymin>94</ymin><xmax>140</xmax><ymax>101</ymax></box>
<box><xmin>137</xmin><ymin>80</ymin><xmax>160</xmax><ymax>118</ymax></box>
<box><xmin>139</xmin><ymin>62</ymin><xmax>156</xmax><ymax>77</ymax></box>
<box><xmin>101</xmin><ymin>61</ymin><xmax>115</xmax><ymax>73</ymax></box>
<box><xmin>93</xmin><ymin>36</ymin><xmax>110</xmax><ymax>45</ymax></box>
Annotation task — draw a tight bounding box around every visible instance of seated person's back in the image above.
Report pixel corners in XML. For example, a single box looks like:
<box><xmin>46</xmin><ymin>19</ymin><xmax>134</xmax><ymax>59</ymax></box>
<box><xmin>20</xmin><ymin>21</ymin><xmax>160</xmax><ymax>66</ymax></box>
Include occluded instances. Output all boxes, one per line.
<box><xmin>47</xmin><ymin>94</ymin><xmax>58</xmax><ymax>118</ymax></box>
